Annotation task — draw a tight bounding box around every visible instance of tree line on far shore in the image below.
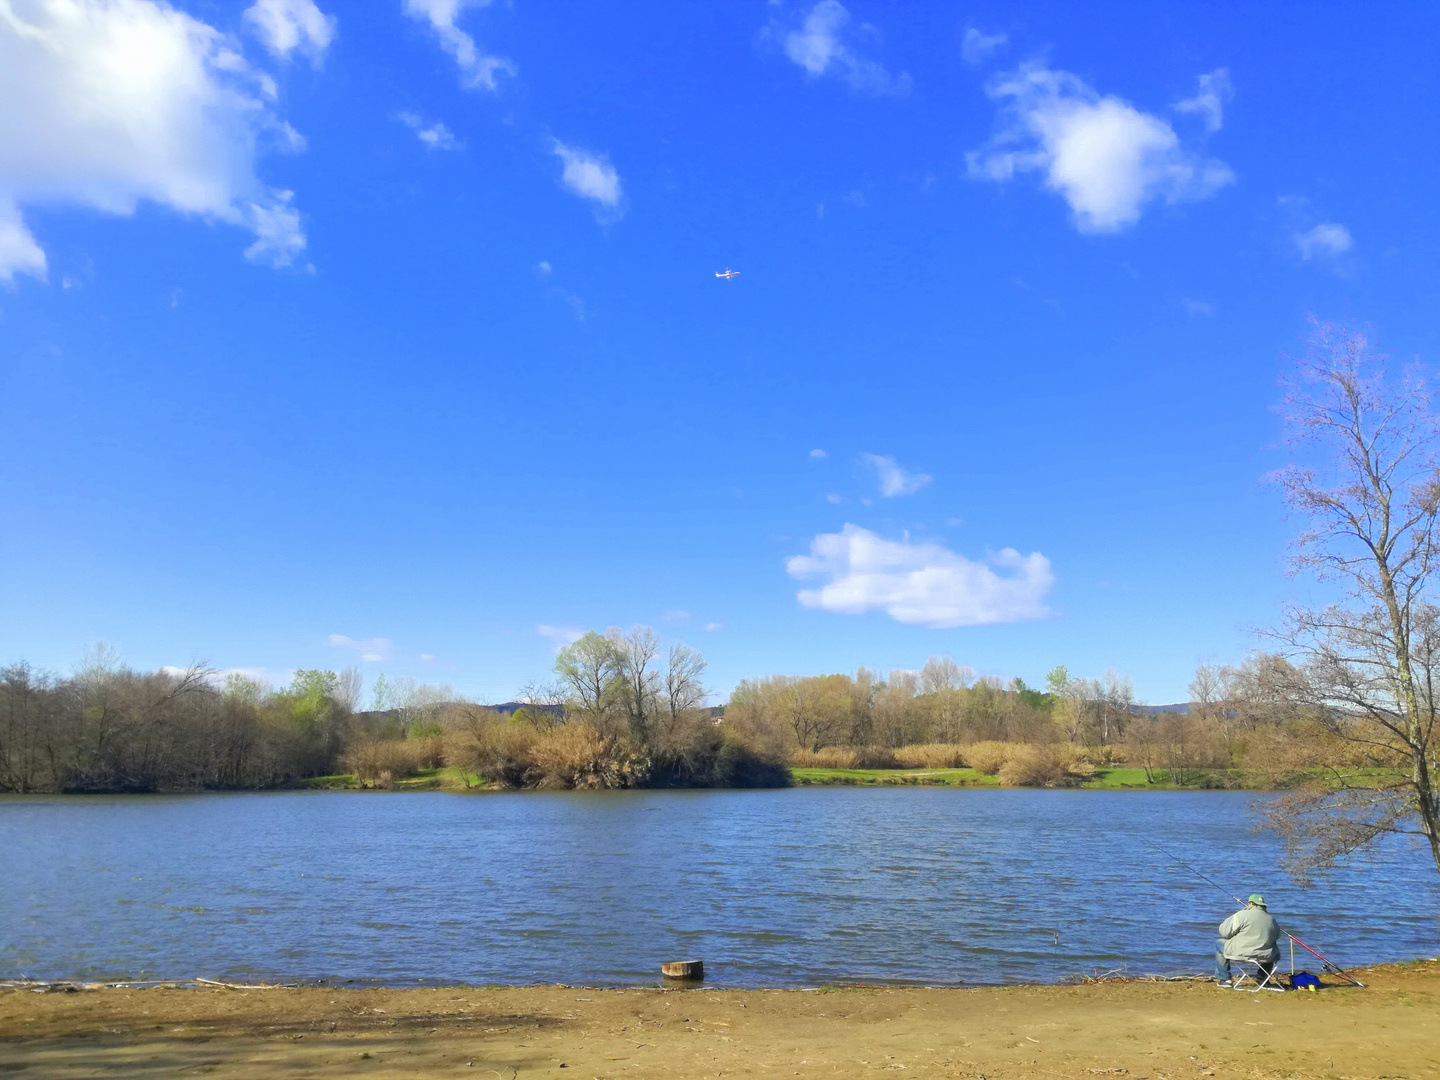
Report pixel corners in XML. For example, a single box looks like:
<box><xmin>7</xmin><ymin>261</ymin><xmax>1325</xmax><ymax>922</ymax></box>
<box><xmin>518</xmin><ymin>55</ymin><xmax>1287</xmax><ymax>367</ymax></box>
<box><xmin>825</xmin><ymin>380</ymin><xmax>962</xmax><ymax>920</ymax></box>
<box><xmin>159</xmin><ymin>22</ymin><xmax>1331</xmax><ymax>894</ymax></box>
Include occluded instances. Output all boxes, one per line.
<box><xmin>0</xmin><ymin>650</ymin><xmax>361</xmax><ymax>794</ymax></box>
<box><xmin>0</xmin><ymin>630</ymin><xmax>789</xmax><ymax>794</ymax></box>
<box><xmin>0</xmin><ymin>634</ymin><xmax>1305</xmax><ymax>797</ymax></box>
<box><xmin>723</xmin><ymin>654</ymin><xmax>1314</xmax><ymax>789</ymax></box>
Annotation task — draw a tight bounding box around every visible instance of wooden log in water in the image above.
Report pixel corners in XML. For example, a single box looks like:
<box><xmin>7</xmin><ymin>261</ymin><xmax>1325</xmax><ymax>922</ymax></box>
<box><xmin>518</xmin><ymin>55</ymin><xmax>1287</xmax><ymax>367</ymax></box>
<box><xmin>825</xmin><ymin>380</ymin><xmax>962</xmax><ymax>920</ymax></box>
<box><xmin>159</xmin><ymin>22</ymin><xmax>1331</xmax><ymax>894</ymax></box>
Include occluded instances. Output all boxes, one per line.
<box><xmin>661</xmin><ymin>960</ymin><xmax>704</xmax><ymax>980</ymax></box>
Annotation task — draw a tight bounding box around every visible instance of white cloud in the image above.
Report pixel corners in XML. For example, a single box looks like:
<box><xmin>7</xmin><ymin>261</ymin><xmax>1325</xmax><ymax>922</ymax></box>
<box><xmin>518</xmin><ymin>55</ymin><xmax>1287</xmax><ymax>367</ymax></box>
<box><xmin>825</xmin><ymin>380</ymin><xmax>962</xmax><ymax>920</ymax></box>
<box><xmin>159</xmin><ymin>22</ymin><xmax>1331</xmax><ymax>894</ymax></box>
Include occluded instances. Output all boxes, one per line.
<box><xmin>703</xmin><ymin>621</ymin><xmax>724</xmax><ymax>632</ymax></box>
<box><xmin>1295</xmin><ymin>222</ymin><xmax>1352</xmax><ymax>259</ymax></box>
<box><xmin>328</xmin><ymin>634</ymin><xmax>393</xmax><ymax>662</ymax></box>
<box><xmin>0</xmin><ymin>0</ymin><xmax>308</xmax><ymax>282</ymax></box>
<box><xmin>536</xmin><ymin>624</ymin><xmax>584</xmax><ymax>651</ymax></box>
<box><xmin>1181</xmin><ymin>296</ymin><xmax>1215</xmax><ymax>317</ymax></box>
<box><xmin>244</xmin><ymin>0</ymin><xmax>334</xmax><ymax>62</ymax></box>
<box><xmin>969</xmin><ymin>63</ymin><xmax>1234</xmax><ymax>232</ymax></box>
<box><xmin>0</xmin><ymin>203</ymin><xmax>45</xmax><ymax>281</ymax></box>
<box><xmin>403</xmin><ymin>0</ymin><xmax>513</xmax><ymax>90</ymax></box>
<box><xmin>661</xmin><ymin>610</ymin><xmax>691</xmax><ymax>623</ymax></box>
<box><xmin>399</xmin><ymin>111</ymin><xmax>462</xmax><ymax>151</ymax></box>
<box><xmin>961</xmin><ymin>27</ymin><xmax>1006</xmax><ymax>65</ymax></box>
<box><xmin>860</xmin><ymin>453</ymin><xmax>932</xmax><ymax>497</ymax></box>
<box><xmin>418</xmin><ymin>653</ymin><xmax>435</xmax><ymax>662</ymax></box>
<box><xmin>244</xmin><ymin>190</ymin><xmax>305</xmax><ymax>266</ymax></box>
<box><xmin>826</xmin><ymin>493</ymin><xmax>843</xmax><ymax>504</ymax></box>
<box><xmin>551</xmin><ymin>141</ymin><xmax>622</xmax><ymax>209</ymax></box>
<box><xmin>536</xmin><ymin>260</ymin><xmax>552</xmax><ymax>275</ymax></box>
<box><xmin>809</xmin><ymin>448</ymin><xmax>828</xmax><ymax>459</ymax></box>
<box><xmin>786</xmin><ymin>525</ymin><xmax>1054</xmax><ymax>628</ymax></box>
<box><xmin>1174</xmin><ymin>68</ymin><xmax>1232</xmax><ymax>133</ymax></box>
<box><xmin>775</xmin><ymin>1</ymin><xmax>911</xmax><ymax>96</ymax></box>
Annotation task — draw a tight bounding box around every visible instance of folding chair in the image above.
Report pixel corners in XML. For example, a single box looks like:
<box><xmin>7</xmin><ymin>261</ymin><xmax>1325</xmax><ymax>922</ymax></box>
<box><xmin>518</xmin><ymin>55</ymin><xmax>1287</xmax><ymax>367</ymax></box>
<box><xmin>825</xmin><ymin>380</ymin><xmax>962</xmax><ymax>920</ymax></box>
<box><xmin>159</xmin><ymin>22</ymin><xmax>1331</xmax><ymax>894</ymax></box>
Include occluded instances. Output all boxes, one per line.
<box><xmin>1229</xmin><ymin>958</ymin><xmax>1285</xmax><ymax>993</ymax></box>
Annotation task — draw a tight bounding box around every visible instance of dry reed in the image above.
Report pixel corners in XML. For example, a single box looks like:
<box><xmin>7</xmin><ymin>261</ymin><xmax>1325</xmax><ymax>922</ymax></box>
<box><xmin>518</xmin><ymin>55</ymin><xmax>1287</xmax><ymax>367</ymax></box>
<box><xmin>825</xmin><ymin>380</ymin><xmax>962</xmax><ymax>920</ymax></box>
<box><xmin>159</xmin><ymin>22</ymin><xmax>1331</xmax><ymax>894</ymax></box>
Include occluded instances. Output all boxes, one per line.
<box><xmin>963</xmin><ymin>741</ymin><xmax>1014</xmax><ymax>775</ymax></box>
<box><xmin>892</xmin><ymin>743</ymin><xmax>968</xmax><ymax>769</ymax></box>
<box><xmin>790</xmin><ymin>747</ymin><xmax>862</xmax><ymax>769</ymax></box>
<box><xmin>790</xmin><ymin>746</ymin><xmax>899</xmax><ymax>769</ymax></box>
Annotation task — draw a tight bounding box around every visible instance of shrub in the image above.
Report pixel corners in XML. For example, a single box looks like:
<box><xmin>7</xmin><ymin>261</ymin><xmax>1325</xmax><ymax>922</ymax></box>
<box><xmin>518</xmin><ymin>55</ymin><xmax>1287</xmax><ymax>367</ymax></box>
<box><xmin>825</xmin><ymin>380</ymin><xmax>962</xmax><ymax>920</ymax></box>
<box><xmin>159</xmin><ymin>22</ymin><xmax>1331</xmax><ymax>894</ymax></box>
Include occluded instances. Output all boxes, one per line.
<box><xmin>1071</xmin><ymin>743</ymin><xmax>1123</xmax><ymax>767</ymax></box>
<box><xmin>893</xmin><ymin>743</ymin><xmax>968</xmax><ymax>769</ymax></box>
<box><xmin>342</xmin><ymin>737</ymin><xmax>439</xmax><ymax>787</ymax></box>
<box><xmin>998</xmin><ymin>744</ymin><xmax>1094</xmax><ymax>787</ymax></box>
<box><xmin>470</xmin><ymin>722</ymin><xmax>543</xmax><ymax>788</ymax></box>
<box><xmin>851</xmin><ymin>745</ymin><xmax>899</xmax><ymax>769</ymax></box>
<box><xmin>998</xmin><ymin>744</ymin><xmax>1062</xmax><ymax>787</ymax></box>
<box><xmin>532</xmin><ymin>723</ymin><xmax>643</xmax><ymax>789</ymax></box>
<box><xmin>964</xmin><ymin>741</ymin><xmax>1015</xmax><ymax>775</ymax></box>
<box><xmin>448</xmin><ymin>709</ymin><xmax>788</xmax><ymax>791</ymax></box>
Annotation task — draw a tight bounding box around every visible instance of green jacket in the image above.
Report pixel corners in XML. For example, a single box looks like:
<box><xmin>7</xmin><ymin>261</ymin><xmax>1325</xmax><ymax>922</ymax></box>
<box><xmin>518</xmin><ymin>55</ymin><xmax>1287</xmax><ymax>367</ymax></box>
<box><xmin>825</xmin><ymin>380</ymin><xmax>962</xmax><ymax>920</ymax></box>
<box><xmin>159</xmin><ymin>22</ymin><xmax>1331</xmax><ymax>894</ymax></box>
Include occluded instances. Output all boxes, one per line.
<box><xmin>1218</xmin><ymin>905</ymin><xmax>1282</xmax><ymax>962</ymax></box>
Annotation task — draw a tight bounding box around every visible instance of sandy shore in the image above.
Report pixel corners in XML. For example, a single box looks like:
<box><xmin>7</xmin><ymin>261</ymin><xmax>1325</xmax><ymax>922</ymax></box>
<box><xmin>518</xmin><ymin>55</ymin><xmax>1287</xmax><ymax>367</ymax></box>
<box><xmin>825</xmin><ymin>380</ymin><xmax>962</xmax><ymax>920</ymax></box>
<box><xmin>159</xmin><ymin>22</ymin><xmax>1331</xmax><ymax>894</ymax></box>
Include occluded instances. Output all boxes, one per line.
<box><xmin>2</xmin><ymin>962</ymin><xmax>1437</xmax><ymax>1079</ymax></box>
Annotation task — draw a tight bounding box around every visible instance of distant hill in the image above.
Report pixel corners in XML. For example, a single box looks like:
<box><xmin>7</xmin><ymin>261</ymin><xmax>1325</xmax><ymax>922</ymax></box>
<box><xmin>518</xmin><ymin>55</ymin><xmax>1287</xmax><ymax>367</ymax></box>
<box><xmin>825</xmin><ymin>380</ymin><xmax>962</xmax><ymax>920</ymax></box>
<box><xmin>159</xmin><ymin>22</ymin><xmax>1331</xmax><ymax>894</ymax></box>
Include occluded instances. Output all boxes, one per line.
<box><xmin>1131</xmin><ymin>702</ymin><xmax>1194</xmax><ymax>715</ymax></box>
<box><xmin>353</xmin><ymin>701</ymin><xmax>565</xmax><ymax>723</ymax></box>
<box><xmin>490</xmin><ymin>701</ymin><xmax>564</xmax><ymax>718</ymax></box>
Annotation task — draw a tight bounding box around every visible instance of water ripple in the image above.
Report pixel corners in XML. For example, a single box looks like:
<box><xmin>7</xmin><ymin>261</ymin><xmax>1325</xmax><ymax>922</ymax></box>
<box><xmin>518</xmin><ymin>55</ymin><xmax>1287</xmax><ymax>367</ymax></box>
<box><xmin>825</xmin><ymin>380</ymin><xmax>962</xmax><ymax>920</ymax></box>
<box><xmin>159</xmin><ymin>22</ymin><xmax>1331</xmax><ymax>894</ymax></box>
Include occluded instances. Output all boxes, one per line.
<box><xmin>1</xmin><ymin>788</ymin><xmax>1436</xmax><ymax>986</ymax></box>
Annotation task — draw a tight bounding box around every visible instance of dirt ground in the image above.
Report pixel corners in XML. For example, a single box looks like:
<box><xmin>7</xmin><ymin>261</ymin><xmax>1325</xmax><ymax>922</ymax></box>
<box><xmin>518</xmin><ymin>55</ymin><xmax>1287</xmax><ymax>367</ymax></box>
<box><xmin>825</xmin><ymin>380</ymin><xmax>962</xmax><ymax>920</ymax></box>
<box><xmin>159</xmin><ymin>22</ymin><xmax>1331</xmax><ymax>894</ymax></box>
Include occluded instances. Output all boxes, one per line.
<box><xmin>2</xmin><ymin>962</ymin><xmax>1436</xmax><ymax>1080</ymax></box>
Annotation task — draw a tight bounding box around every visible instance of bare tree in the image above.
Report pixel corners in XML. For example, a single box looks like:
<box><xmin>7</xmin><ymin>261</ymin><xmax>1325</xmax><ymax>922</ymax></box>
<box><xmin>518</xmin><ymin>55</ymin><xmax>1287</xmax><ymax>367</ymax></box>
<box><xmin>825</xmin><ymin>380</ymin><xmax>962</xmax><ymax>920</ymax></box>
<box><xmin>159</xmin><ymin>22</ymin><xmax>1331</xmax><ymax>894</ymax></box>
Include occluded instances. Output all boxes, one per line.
<box><xmin>872</xmin><ymin>671</ymin><xmax>922</xmax><ymax>747</ymax></box>
<box><xmin>377</xmin><ymin>675</ymin><xmax>417</xmax><ymax>736</ymax></box>
<box><xmin>517</xmin><ymin>679</ymin><xmax>568</xmax><ymax>729</ymax></box>
<box><xmin>964</xmin><ymin>677</ymin><xmax>1007</xmax><ymax>742</ymax></box>
<box><xmin>615</xmin><ymin>626</ymin><xmax>662</xmax><ymax>746</ymax></box>
<box><xmin>0</xmin><ymin>663</ymin><xmax>54</xmax><ymax>792</ymax></box>
<box><xmin>921</xmin><ymin>655</ymin><xmax>971</xmax><ymax>742</ymax></box>
<box><xmin>368</xmin><ymin>674</ymin><xmax>450</xmax><ymax>738</ymax></box>
<box><xmin>1265</xmin><ymin>323</ymin><xmax>1440</xmax><ymax>879</ymax></box>
<box><xmin>1125</xmin><ymin>713</ymin><xmax>1164</xmax><ymax>784</ymax></box>
<box><xmin>846</xmin><ymin>667</ymin><xmax>877</xmax><ymax>746</ymax></box>
<box><xmin>1047</xmin><ymin>669</ymin><xmax>1132</xmax><ymax>746</ymax></box>
<box><xmin>75</xmin><ymin>641</ymin><xmax>121</xmax><ymax>685</ymax></box>
<box><xmin>335</xmin><ymin>666</ymin><xmax>364</xmax><ymax>713</ymax></box>
<box><xmin>766</xmin><ymin>676</ymin><xmax>834</xmax><ymax>752</ymax></box>
<box><xmin>663</xmin><ymin>644</ymin><xmax>708</xmax><ymax>724</ymax></box>
<box><xmin>921</xmin><ymin>655</ymin><xmax>972</xmax><ymax>694</ymax></box>
<box><xmin>1097</xmin><ymin>669</ymin><xmax>1134</xmax><ymax>746</ymax></box>
<box><xmin>1191</xmin><ymin>663</ymin><xmax>1222</xmax><ymax>716</ymax></box>
<box><xmin>1052</xmin><ymin>674</ymin><xmax>1089</xmax><ymax>744</ymax></box>
<box><xmin>783</xmin><ymin>677</ymin><xmax>824</xmax><ymax>752</ymax></box>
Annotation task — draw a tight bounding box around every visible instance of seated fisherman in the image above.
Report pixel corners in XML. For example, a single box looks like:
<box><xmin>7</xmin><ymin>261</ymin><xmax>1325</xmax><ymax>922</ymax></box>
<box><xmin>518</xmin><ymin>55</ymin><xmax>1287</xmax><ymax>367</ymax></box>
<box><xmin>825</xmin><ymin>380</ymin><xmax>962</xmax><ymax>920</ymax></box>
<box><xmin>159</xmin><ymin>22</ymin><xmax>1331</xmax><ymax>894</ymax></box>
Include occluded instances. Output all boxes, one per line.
<box><xmin>1216</xmin><ymin>893</ymin><xmax>1283</xmax><ymax>986</ymax></box>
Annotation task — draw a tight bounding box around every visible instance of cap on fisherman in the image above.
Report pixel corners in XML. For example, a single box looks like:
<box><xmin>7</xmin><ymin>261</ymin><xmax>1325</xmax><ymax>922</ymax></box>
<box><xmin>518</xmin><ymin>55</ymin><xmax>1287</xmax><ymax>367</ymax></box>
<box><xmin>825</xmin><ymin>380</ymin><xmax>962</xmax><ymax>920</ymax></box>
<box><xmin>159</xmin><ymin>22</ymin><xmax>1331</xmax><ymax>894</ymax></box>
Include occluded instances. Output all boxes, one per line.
<box><xmin>1248</xmin><ymin>894</ymin><xmax>1266</xmax><ymax>907</ymax></box>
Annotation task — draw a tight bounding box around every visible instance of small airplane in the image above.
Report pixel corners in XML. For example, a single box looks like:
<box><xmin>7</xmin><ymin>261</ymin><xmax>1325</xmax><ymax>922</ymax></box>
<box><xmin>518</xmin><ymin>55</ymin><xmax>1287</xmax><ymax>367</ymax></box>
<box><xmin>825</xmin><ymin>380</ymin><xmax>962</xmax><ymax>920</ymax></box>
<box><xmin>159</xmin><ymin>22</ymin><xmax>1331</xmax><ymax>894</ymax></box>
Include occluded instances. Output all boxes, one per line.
<box><xmin>715</xmin><ymin>268</ymin><xmax>740</xmax><ymax>281</ymax></box>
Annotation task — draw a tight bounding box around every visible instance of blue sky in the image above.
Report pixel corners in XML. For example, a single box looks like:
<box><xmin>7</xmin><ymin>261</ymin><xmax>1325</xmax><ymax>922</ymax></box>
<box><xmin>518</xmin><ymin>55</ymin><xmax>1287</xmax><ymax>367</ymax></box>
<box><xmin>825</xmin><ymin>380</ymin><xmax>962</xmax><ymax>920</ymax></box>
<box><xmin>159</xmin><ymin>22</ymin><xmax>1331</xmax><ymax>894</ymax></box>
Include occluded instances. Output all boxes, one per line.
<box><xmin>1</xmin><ymin>0</ymin><xmax>1437</xmax><ymax>705</ymax></box>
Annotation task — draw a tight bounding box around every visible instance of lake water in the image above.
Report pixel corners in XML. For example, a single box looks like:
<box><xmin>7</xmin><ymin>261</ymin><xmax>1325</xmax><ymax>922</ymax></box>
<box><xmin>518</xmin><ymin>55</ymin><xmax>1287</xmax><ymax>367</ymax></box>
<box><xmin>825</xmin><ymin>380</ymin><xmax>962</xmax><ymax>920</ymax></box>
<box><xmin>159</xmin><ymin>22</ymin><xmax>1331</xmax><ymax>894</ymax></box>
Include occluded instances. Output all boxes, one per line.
<box><xmin>2</xmin><ymin>789</ymin><xmax>1436</xmax><ymax>987</ymax></box>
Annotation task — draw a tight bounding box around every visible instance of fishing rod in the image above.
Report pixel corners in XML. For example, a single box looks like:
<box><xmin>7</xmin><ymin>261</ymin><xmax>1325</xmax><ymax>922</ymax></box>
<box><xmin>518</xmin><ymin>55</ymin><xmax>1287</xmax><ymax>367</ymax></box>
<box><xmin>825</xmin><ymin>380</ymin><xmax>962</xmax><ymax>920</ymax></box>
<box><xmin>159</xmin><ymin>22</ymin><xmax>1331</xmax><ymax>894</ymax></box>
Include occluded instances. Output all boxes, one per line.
<box><xmin>1145</xmin><ymin>839</ymin><xmax>1365</xmax><ymax>987</ymax></box>
<box><xmin>1283</xmin><ymin>931</ymin><xmax>1363</xmax><ymax>986</ymax></box>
